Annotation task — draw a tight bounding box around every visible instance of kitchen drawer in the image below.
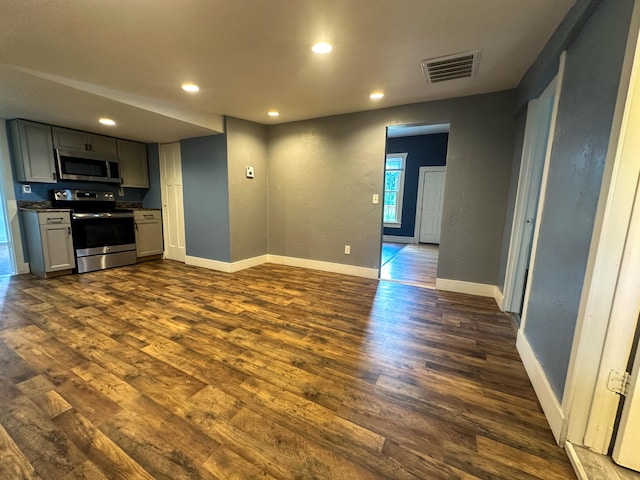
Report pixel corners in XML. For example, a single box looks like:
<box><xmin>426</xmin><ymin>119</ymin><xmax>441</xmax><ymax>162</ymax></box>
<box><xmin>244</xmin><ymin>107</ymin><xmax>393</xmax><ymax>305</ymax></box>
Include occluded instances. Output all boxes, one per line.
<box><xmin>134</xmin><ymin>210</ymin><xmax>161</xmax><ymax>221</ymax></box>
<box><xmin>38</xmin><ymin>211</ymin><xmax>71</xmax><ymax>225</ymax></box>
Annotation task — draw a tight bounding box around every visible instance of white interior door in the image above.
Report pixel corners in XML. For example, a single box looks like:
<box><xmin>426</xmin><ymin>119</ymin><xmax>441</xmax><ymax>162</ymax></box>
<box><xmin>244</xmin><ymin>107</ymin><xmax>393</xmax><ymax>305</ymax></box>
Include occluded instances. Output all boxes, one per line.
<box><xmin>417</xmin><ymin>167</ymin><xmax>445</xmax><ymax>244</ymax></box>
<box><xmin>502</xmin><ymin>72</ymin><xmax>561</xmax><ymax>314</ymax></box>
<box><xmin>159</xmin><ymin>143</ymin><xmax>186</xmax><ymax>262</ymax></box>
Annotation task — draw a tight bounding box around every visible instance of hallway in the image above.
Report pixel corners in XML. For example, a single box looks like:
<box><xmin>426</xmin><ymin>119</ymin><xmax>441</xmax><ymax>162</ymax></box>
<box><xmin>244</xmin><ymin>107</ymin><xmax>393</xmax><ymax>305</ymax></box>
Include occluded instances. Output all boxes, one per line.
<box><xmin>380</xmin><ymin>242</ymin><xmax>438</xmax><ymax>289</ymax></box>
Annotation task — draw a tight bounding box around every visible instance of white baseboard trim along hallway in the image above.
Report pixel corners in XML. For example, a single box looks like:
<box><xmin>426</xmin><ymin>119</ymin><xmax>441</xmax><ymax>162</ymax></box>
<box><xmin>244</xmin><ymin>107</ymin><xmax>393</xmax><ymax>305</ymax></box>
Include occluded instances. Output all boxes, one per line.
<box><xmin>382</xmin><ymin>235</ymin><xmax>415</xmax><ymax>244</ymax></box>
<box><xmin>268</xmin><ymin>255</ymin><xmax>379</xmax><ymax>279</ymax></box>
<box><xmin>516</xmin><ymin>330</ymin><xmax>564</xmax><ymax>443</ymax></box>
<box><xmin>184</xmin><ymin>254</ymin><xmax>379</xmax><ymax>279</ymax></box>
<box><xmin>435</xmin><ymin>277</ymin><xmax>498</xmax><ymax>298</ymax></box>
<box><xmin>185</xmin><ymin>255</ymin><xmax>268</xmax><ymax>273</ymax></box>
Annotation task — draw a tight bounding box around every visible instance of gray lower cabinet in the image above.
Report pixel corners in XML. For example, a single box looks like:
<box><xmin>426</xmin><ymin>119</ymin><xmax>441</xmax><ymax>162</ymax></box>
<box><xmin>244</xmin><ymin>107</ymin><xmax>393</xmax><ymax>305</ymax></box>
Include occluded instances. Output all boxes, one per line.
<box><xmin>22</xmin><ymin>210</ymin><xmax>76</xmax><ymax>278</ymax></box>
<box><xmin>134</xmin><ymin>210</ymin><xmax>163</xmax><ymax>259</ymax></box>
<box><xmin>8</xmin><ymin>119</ymin><xmax>56</xmax><ymax>183</ymax></box>
<box><xmin>117</xmin><ymin>139</ymin><xmax>149</xmax><ymax>188</ymax></box>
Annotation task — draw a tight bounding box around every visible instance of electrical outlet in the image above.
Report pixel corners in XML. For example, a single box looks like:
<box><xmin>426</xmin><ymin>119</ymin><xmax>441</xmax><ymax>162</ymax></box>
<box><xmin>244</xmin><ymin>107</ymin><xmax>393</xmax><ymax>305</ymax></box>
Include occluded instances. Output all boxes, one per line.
<box><xmin>22</xmin><ymin>184</ymin><xmax>32</xmax><ymax>194</ymax></box>
<box><xmin>246</xmin><ymin>166</ymin><xmax>254</xmax><ymax>178</ymax></box>
<box><xmin>372</xmin><ymin>194</ymin><xmax>379</xmax><ymax>204</ymax></box>
<box><xmin>344</xmin><ymin>245</ymin><xmax>351</xmax><ymax>254</ymax></box>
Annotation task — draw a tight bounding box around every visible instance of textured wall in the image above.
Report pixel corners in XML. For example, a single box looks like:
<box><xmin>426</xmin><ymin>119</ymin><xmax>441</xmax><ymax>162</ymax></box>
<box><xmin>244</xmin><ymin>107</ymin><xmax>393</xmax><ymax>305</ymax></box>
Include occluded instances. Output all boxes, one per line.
<box><xmin>383</xmin><ymin>133</ymin><xmax>448</xmax><ymax>238</ymax></box>
<box><xmin>181</xmin><ymin>134</ymin><xmax>230</xmax><ymax>262</ymax></box>
<box><xmin>226</xmin><ymin>117</ymin><xmax>268</xmax><ymax>262</ymax></box>
<box><xmin>267</xmin><ymin>91</ymin><xmax>516</xmax><ymax>284</ymax></box>
<box><xmin>522</xmin><ymin>0</ymin><xmax>634</xmax><ymax>400</ymax></box>
<box><xmin>142</xmin><ymin>143</ymin><xmax>162</xmax><ymax>209</ymax></box>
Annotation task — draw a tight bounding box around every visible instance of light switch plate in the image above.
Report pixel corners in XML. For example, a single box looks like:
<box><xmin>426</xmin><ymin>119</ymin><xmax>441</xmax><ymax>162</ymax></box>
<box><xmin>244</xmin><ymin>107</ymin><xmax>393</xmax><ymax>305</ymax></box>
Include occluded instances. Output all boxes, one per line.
<box><xmin>372</xmin><ymin>194</ymin><xmax>379</xmax><ymax>204</ymax></box>
<box><xmin>246</xmin><ymin>166</ymin><xmax>254</xmax><ymax>178</ymax></box>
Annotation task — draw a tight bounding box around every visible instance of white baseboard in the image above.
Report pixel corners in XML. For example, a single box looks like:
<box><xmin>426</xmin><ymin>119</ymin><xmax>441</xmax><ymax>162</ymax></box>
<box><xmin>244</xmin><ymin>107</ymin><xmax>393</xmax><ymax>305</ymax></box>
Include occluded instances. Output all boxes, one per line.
<box><xmin>383</xmin><ymin>235</ymin><xmax>415</xmax><ymax>244</ymax></box>
<box><xmin>494</xmin><ymin>286</ymin><xmax>504</xmax><ymax>310</ymax></box>
<box><xmin>267</xmin><ymin>255</ymin><xmax>379</xmax><ymax>279</ymax></box>
<box><xmin>16</xmin><ymin>262</ymin><xmax>30</xmax><ymax>275</ymax></box>
<box><xmin>435</xmin><ymin>278</ymin><xmax>497</xmax><ymax>298</ymax></box>
<box><xmin>517</xmin><ymin>330</ymin><xmax>564</xmax><ymax>444</ymax></box>
<box><xmin>185</xmin><ymin>254</ymin><xmax>268</xmax><ymax>273</ymax></box>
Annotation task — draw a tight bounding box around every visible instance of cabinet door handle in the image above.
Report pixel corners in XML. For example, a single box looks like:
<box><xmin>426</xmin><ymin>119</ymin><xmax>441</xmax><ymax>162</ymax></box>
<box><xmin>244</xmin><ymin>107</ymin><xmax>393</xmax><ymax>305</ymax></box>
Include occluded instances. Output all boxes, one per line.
<box><xmin>48</xmin><ymin>218</ymin><xmax>64</xmax><ymax>223</ymax></box>
<box><xmin>143</xmin><ymin>214</ymin><xmax>154</xmax><ymax>219</ymax></box>
<box><xmin>67</xmin><ymin>227</ymin><xmax>71</xmax><ymax>234</ymax></box>
<box><xmin>134</xmin><ymin>223</ymin><xmax>138</xmax><ymax>230</ymax></box>
<box><xmin>52</xmin><ymin>172</ymin><xmax>57</xmax><ymax>181</ymax></box>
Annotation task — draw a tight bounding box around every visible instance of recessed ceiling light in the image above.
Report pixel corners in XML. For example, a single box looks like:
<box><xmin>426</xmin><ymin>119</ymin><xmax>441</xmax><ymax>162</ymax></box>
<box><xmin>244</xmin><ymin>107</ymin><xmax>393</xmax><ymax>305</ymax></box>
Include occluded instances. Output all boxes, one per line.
<box><xmin>267</xmin><ymin>111</ymin><xmax>280</xmax><ymax>117</ymax></box>
<box><xmin>99</xmin><ymin>118</ymin><xmax>116</xmax><ymax>126</ymax></box>
<box><xmin>181</xmin><ymin>83</ymin><xmax>199</xmax><ymax>93</ymax></box>
<box><xmin>311</xmin><ymin>42</ymin><xmax>333</xmax><ymax>54</ymax></box>
<box><xmin>370</xmin><ymin>92</ymin><xmax>384</xmax><ymax>100</ymax></box>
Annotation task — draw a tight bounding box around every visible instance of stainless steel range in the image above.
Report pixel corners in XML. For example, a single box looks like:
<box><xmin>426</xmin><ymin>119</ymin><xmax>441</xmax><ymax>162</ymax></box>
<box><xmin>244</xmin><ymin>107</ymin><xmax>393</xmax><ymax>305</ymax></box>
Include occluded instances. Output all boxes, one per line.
<box><xmin>52</xmin><ymin>189</ymin><xmax>136</xmax><ymax>273</ymax></box>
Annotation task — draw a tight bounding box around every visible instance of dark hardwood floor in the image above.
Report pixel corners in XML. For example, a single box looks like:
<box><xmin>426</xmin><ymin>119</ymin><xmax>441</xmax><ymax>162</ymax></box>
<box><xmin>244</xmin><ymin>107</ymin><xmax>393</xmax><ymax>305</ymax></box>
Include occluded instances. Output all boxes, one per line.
<box><xmin>0</xmin><ymin>260</ymin><xmax>575</xmax><ymax>479</ymax></box>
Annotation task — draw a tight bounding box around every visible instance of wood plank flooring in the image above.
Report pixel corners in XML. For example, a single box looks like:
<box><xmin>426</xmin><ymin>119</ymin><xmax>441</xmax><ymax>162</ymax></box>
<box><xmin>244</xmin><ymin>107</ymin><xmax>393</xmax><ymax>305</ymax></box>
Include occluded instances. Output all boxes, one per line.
<box><xmin>380</xmin><ymin>243</ymin><xmax>438</xmax><ymax>288</ymax></box>
<box><xmin>0</xmin><ymin>260</ymin><xmax>576</xmax><ymax>479</ymax></box>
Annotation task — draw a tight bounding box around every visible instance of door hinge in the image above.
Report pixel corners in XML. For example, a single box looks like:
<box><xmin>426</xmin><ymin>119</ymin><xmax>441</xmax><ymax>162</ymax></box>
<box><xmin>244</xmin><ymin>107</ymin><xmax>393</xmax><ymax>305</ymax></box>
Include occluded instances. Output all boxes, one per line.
<box><xmin>607</xmin><ymin>369</ymin><xmax>631</xmax><ymax>396</ymax></box>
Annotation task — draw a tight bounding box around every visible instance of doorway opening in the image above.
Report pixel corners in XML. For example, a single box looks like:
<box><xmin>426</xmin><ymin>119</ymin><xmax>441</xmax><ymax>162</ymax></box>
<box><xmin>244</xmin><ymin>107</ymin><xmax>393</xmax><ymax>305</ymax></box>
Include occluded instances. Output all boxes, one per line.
<box><xmin>379</xmin><ymin>123</ymin><xmax>449</xmax><ymax>288</ymax></box>
<box><xmin>0</xmin><ymin>130</ymin><xmax>15</xmax><ymax>277</ymax></box>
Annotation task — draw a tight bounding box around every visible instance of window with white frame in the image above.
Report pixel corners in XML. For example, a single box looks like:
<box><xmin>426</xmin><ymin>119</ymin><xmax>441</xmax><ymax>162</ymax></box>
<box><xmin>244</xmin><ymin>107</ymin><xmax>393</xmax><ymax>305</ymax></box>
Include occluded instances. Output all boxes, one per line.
<box><xmin>383</xmin><ymin>153</ymin><xmax>407</xmax><ymax>227</ymax></box>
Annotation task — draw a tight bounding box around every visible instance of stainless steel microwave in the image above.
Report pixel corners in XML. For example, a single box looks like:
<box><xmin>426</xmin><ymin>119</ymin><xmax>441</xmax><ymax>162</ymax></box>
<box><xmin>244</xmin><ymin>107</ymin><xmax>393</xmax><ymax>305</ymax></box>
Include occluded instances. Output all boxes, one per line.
<box><xmin>55</xmin><ymin>148</ymin><xmax>121</xmax><ymax>184</ymax></box>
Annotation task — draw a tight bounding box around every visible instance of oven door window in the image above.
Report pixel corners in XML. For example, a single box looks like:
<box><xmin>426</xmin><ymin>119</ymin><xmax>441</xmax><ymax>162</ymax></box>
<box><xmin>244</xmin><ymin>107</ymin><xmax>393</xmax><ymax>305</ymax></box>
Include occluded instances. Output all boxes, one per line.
<box><xmin>72</xmin><ymin>217</ymin><xmax>135</xmax><ymax>249</ymax></box>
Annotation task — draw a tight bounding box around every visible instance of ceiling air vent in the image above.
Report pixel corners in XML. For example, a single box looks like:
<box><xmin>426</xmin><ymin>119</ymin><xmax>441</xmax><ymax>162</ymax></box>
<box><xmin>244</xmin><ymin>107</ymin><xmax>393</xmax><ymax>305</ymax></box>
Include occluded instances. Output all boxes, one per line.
<box><xmin>421</xmin><ymin>50</ymin><xmax>481</xmax><ymax>84</ymax></box>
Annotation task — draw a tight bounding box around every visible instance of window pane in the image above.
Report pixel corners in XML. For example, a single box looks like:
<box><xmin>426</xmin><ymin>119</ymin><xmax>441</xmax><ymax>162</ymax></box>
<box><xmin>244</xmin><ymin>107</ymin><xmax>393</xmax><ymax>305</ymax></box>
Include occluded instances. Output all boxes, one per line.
<box><xmin>384</xmin><ymin>205</ymin><xmax>397</xmax><ymax>223</ymax></box>
<box><xmin>384</xmin><ymin>191</ymin><xmax>396</xmax><ymax>206</ymax></box>
<box><xmin>386</xmin><ymin>157</ymin><xmax>403</xmax><ymax>170</ymax></box>
<box><xmin>385</xmin><ymin>171</ymin><xmax>400</xmax><ymax>191</ymax></box>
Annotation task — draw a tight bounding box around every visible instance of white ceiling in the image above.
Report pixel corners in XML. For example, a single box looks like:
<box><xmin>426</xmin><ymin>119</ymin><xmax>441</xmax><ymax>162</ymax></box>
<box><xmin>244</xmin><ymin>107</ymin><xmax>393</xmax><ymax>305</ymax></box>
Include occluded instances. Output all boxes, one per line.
<box><xmin>0</xmin><ymin>0</ymin><xmax>575</xmax><ymax>143</ymax></box>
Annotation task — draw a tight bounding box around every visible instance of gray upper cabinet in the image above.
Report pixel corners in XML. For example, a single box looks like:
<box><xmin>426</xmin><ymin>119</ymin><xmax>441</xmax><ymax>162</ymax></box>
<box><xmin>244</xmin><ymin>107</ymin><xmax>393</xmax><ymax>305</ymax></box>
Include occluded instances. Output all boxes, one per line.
<box><xmin>52</xmin><ymin>126</ymin><xmax>117</xmax><ymax>156</ymax></box>
<box><xmin>117</xmin><ymin>139</ymin><xmax>149</xmax><ymax>188</ymax></box>
<box><xmin>8</xmin><ymin>119</ymin><xmax>57</xmax><ymax>183</ymax></box>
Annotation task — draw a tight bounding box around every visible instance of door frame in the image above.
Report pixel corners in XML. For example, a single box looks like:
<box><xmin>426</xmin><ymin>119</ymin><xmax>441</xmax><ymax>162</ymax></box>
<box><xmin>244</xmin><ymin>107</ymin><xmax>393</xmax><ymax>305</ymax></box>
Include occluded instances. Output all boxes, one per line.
<box><xmin>0</xmin><ymin>120</ymin><xmax>27</xmax><ymax>274</ymax></box>
<box><xmin>502</xmin><ymin>66</ymin><xmax>563</xmax><ymax>314</ymax></box>
<box><xmin>564</xmin><ymin>7</ymin><xmax>640</xmax><ymax>454</ymax></box>
<box><xmin>414</xmin><ymin>166</ymin><xmax>446</xmax><ymax>245</ymax></box>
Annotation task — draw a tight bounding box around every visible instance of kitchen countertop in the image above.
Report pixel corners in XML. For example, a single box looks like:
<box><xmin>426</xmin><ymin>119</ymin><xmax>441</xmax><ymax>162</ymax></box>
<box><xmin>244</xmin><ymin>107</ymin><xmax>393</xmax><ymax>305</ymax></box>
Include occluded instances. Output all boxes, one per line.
<box><xmin>20</xmin><ymin>207</ymin><xmax>72</xmax><ymax>213</ymax></box>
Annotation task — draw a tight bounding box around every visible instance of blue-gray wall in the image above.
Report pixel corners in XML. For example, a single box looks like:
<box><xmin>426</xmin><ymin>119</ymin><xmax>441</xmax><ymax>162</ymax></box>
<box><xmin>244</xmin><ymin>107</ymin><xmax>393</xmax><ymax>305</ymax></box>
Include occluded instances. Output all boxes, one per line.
<box><xmin>383</xmin><ymin>133</ymin><xmax>448</xmax><ymax>238</ymax></box>
<box><xmin>515</xmin><ymin>0</ymin><xmax>634</xmax><ymax>400</ymax></box>
<box><xmin>143</xmin><ymin>143</ymin><xmax>162</xmax><ymax>209</ymax></box>
<box><xmin>181</xmin><ymin>134</ymin><xmax>231</xmax><ymax>262</ymax></box>
<box><xmin>268</xmin><ymin>91</ymin><xmax>516</xmax><ymax>283</ymax></box>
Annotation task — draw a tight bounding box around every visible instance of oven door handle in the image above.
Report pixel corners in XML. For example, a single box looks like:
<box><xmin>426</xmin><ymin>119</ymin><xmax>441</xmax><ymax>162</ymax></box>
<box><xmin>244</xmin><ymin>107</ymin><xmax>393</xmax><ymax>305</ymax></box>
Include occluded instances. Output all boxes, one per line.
<box><xmin>72</xmin><ymin>212</ymin><xmax>134</xmax><ymax>220</ymax></box>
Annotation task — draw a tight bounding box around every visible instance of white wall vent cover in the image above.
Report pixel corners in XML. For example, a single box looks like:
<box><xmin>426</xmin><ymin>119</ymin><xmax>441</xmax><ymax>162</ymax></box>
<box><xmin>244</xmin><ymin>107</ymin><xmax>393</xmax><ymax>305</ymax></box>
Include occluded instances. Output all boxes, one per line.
<box><xmin>421</xmin><ymin>50</ymin><xmax>481</xmax><ymax>84</ymax></box>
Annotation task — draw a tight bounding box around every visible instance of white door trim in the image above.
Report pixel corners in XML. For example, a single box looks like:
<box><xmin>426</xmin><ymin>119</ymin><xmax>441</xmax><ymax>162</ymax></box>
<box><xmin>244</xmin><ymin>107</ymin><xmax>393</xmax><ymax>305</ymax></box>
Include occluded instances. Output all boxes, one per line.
<box><xmin>502</xmin><ymin>76</ymin><xmax>557</xmax><ymax>313</ymax></box>
<box><xmin>0</xmin><ymin>119</ymin><xmax>27</xmax><ymax>274</ymax></box>
<box><xmin>414</xmin><ymin>166</ymin><xmax>446</xmax><ymax>245</ymax></box>
<box><xmin>563</xmin><ymin>5</ymin><xmax>640</xmax><ymax>453</ymax></box>
<box><xmin>518</xmin><ymin>52</ymin><xmax>566</xmax><ymax>332</ymax></box>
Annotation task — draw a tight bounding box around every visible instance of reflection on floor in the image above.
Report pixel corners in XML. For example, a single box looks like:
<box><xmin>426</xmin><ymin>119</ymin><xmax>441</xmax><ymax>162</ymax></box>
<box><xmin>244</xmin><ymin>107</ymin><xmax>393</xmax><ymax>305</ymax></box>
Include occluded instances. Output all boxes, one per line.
<box><xmin>0</xmin><ymin>243</ymin><xmax>13</xmax><ymax>275</ymax></box>
<box><xmin>380</xmin><ymin>242</ymin><xmax>438</xmax><ymax>289</ymax></box>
